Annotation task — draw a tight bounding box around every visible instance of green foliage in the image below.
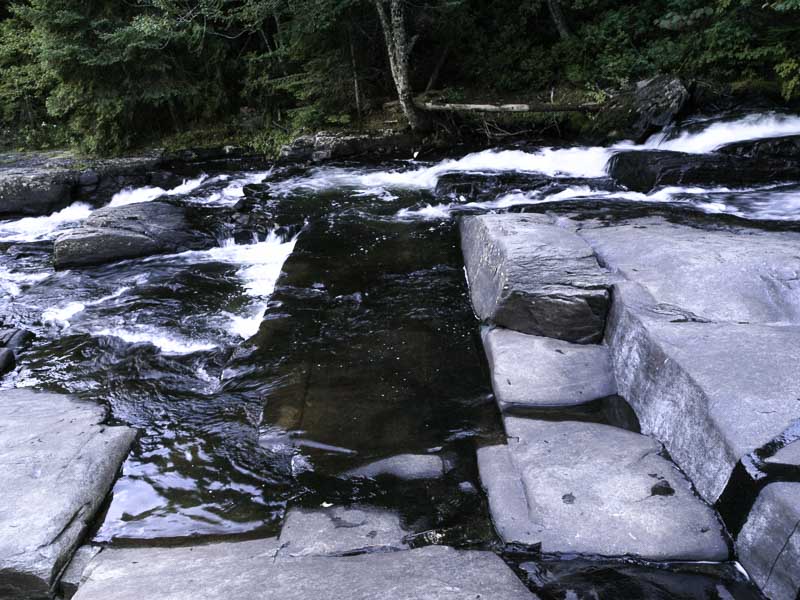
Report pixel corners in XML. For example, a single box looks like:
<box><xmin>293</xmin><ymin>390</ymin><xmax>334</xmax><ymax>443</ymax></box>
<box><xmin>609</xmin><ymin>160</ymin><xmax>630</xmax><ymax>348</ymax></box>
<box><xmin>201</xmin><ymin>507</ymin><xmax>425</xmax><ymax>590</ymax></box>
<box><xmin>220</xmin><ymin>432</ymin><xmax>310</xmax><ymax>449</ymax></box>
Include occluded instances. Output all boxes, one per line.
<box><xmin>1</xmin><ymin>0</ymin><xmax>800</xmax><ymax>155</ymax></box>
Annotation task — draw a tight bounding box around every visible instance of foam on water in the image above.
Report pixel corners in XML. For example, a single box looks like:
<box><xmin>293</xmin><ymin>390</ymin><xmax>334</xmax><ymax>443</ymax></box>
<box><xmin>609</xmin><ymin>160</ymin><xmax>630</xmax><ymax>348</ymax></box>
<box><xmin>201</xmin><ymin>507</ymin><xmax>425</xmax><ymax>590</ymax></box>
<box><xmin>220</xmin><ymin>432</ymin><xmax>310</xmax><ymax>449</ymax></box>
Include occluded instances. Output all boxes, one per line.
<box><xmin>96</xmin><ymin>326</ymin><xmax>217</xmax><ymax>355</ymax></box>
<box><xmin>109</xmin><ymin>174</ymin><xmax>209</xmax><ymax>207</ymax></box>
<box><xmin>160</xmin><ymin>232</ymin><xmax>298</xmax><ymax>339</ymax></box>
<box><xmin>0</xmin><ymin>268</ymin><xmax>50</xmax><ymax>298</ymax></box>
<box><xmin>0</xmin><ymin>202</ymin><xmax>93</xmax><ymax>243</ymax></box>
<box><xmin>42</xmin><ymin>286</ymin><xmax>131</xmax><ymax>328</ymax></box>
<box><xmin>645</xmin><ymin>113</ymin><xmax>800</xmax><ymax>153</ymax></box>
<box><xmin>271</xmin><ymin>147</ymin><xmax>613</xmax><ymax>197</ymax></box>
<box><xmin>202</xmin><ymin>171</ymin><xmax>272</xmax><ymax>205</ymax></box>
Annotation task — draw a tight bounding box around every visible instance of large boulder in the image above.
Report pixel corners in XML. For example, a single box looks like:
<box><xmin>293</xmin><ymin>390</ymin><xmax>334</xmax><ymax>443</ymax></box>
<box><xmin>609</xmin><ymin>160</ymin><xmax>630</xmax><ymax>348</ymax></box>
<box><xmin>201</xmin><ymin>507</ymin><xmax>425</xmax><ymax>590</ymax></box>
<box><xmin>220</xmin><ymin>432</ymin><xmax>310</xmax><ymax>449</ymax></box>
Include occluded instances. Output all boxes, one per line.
<box><xmin>53</xmin><ymin>201</ymin><xmax>214</xmax><ymax>268</ymax></box>
<box><xmin>460</xmin><ymin>214</ymin><xmax>613</xmax><ymax>343</ymax></box>
<box><xmin>478</xmin><ymin>418</ymin><xmax>728</xmax><ymax>560</ymax></box>
<box><xmin>607</xmin><ymin>149</ymin><xmax>800</xmax><ymax>192</ymax></box>
<box><xmin>592</xmin><ymin>76</ymin><xmax>690</xmax><ymax>143</ymax></box>
<box><xmin>0</xmin><ymin>172</ymin><xmax>74</xmax><ymax>217</ymax></box>
<box><xmin>0</xmin><ymin>390</ymin><xmax>136</xmax><ymax>600</ymax></box>
<box><xmin>72</xmin><ymin>541</ymin><xmax>538</xmax><ymax>600</ymax></box>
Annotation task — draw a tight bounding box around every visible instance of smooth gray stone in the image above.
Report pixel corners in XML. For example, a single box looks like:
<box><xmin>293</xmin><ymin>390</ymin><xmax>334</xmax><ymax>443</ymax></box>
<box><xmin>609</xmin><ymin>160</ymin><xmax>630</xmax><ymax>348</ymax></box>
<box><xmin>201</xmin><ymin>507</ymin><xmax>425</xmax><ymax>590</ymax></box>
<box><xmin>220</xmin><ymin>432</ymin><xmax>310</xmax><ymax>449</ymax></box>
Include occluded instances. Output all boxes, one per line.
<box><xmin>606</xmin><ymin>281</ymin><xmax>800</xmax><ymax>502</ymax></box>
<box><xmin>0</xmin><ymin>173</ymin><xmax>74</xmax><ymax>217</ymax></box>
<box><xmin>766</xmin><ymin>441</ymin><xmax>800</xmax><ymax>466</ymax></box>
<box><xmin>738</xmin><ymin>483</ymin><xmax>800</xmax><ymax>600</ymax></box>
<box><xmin>460</xmin><ymin>214</ymin><xmax>612</xmax><ymax>343</ymax></box>
<box><xmin>479</xmin><ymin>418</ymin><xmax>728</xmax><ymax>561</ymax></box>
<box><xmin>59</xmin><ymin>546</ymin><xmax>101</xmax><ymax>600</ymax></box>
<box><xmin>0</xmin><ymin>390</ymin><xmax>136</xmax><ymax>599</ymax></box>
<box><xmin>53</xmin><ymin>201</ymin><xmax>212</xmax><ymax>269</ymax></box>
<box><xmin>345</xmin><ymin>453</ymin><xmax>444</xmax><ymax>480</ymax></box>
<box><xmin>581</xmin><ymin>220</ymin><xmax>800</xmax><ymax>325</ymax></box>
<box><xmin>483</xmin><ymin>327</ymin><xmax>617</xmax><ymax>409</ymax></box>
<box><xmin>73</xmin><ymin>541</ymin><xmax>538</xmax><ymax>600</ymax></box>
<box><xmin>278</xmin><ymin>506</ymin><xmax>409</xmax><ymax>557</ymax></box>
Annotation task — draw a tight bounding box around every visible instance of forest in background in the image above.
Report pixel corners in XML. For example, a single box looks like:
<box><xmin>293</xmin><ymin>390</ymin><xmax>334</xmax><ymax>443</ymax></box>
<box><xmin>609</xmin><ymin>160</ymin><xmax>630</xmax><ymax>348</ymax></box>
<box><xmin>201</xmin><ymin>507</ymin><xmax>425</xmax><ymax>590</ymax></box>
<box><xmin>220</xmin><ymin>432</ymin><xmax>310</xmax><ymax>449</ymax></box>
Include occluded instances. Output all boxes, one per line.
<box><xmin>1</xmin><ymin>0</ymin><xmax>800</xmax><ymax>155</ymax></box>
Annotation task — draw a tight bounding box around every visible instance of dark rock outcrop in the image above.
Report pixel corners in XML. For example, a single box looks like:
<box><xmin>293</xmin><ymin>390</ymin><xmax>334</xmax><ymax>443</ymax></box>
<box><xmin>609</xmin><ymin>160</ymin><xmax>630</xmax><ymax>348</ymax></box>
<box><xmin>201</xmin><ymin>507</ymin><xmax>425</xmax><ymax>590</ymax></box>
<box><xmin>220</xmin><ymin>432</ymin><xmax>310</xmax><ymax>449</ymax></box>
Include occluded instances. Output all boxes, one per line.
<box><xmin>607</xmin><ymin>149</ymin><xmax>800</xmax><ymax>192</ymax></box>
<box><xmin>718</xmin><ymin>134</ymin><xmax>800</xmax><ymax>161</ymax></box>
<box><xmin>53</xmin><ymin>201</ymin><xmax>214</xmax><ymax>268</ymax></box>
<box><xmin>592</xmin><ymin>76</ymin><xmax>690</xmax><ymax>143</ymax></box>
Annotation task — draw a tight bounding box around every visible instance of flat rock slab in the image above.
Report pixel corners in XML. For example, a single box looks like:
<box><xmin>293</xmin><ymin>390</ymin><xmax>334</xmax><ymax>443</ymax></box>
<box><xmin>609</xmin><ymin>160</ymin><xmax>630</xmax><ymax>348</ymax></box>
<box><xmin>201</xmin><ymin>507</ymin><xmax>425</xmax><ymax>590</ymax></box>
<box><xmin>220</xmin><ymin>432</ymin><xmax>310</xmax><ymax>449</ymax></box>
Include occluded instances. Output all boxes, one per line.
<box><xmin>580</xmin><ymin>219</ymin><xmax>800</xmax><ymax>325</ymax></box>
<box><xmin>478</xmin><ymin>418</ymin><xmax>728</xmax><ymax>561</ymax></box>
<box><xmin>483</xmin><ymin>327</ymin><xmax>617</xmax><ymax>409</ymax></box>
<box><xmin>0</xmin><ymin>390</ymin><xmax>136</xmax><ymax>600</ymax></box>
<box><xmin>73</xmin><ymin>540</ymin><xmax>538</xmax><ymax>600</ymax></box>
<box><xmin>460</xmin><ymin>214</ymin><xmax>613</xmax><ymax>343</ymax></box>
<box><xmin>53</xmin><ymin>201</ymin><xmax>212</xmax><ymax>269</ymax></box>
<box><xmin>345</xmin><ymin>453</ymin><xmax>445</xmax><ymax>480</ymax></box>
<box><xmin>278</xmin><ymin>506</ymin><xmax>409</xmax><ymax>557</ymax></box>
<box><xmin>738</xmin><ymin>482</ymin><xmax>800</xmax><ymax>600</ymax></box>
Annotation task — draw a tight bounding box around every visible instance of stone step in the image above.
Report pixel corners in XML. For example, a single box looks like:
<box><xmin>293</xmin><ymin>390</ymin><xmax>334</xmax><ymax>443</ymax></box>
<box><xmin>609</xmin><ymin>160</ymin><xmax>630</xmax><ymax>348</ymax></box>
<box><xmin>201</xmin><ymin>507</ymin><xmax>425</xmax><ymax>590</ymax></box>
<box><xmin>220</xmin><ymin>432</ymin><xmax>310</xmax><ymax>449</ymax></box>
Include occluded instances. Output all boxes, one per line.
<box><xmin>71</xmin><ymin>539</ymin><xmax>539</xmax><ymax>600</ymax></box>
<box><xmin>277</xmin><ymin>506</ymin><xmax>410</xmax><ymax>558</ymax></box>
<box><xmin>478</xmin><ymin>417</ymin><xmax>729</xmax><ymax>561</ymax></box>
<box><xmin>482</xmin><ymin>327</ymin><xmax>617</xmax><ymax>410</ymax></box>
<box><xmin>0</xmin><ymin>390</ymin><xmax>136</xmax><ymax>600</ymax></box>
<box><xmin>460</xmin><ymin>214</ymin><xmax>613</xmax><ymax>343</ymax></box>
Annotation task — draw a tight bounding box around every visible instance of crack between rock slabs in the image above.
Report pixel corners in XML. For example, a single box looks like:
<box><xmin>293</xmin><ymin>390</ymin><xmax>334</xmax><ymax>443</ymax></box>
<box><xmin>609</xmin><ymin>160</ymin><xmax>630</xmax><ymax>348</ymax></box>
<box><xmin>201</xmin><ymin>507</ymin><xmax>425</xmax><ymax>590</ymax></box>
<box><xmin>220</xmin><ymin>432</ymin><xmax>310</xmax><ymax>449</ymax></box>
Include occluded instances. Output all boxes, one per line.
<box><xmin>38</xmin><ymin>501</ymin><xmax>90</xmax><ymax>554</ymax></box>
<box><xmin>765</xmin><ymin>516</ymin><xmax>800</xmax><ymax>587</ymax></box>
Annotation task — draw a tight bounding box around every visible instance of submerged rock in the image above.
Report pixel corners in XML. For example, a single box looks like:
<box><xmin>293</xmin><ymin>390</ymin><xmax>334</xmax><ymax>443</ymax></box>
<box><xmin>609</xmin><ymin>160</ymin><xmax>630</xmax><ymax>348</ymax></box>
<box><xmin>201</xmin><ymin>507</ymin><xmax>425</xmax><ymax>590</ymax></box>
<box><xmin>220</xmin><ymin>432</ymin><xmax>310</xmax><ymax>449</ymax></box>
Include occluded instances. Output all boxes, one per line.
<box><xmin>478</xmin><ymin>418</ymin><xmax>728</xmax><ymax>561</ymax></box>
<box><xmin>345</xmin><ymin>454</ymin><xmax>445</xmax><ymax>481</ymax></box>
<box><xmin>482</xmin><ymin>327</ymin><xmax>617</xmax><ymax>409</ymax></box>
<box><xmin>53</xmin><ymin>201</ymin><xmax>214</xmax><ymax>268</ymax></box>
<box><xmin>0</xmin><ymin>390</ymin><xmax>136</xmax><ymax>600</ymax></box>
<box><xmin>278</xmin><ymin>506</ymin><xmax>409</xmax><ymax>557</ymax></box>
<box><xmin>607</xmin><ymin>149</ymin><xmax>799</xmax><ymax>192</ymax></box>
<box><xmin>72</xmin><ymin>541</ymin><xmax>538</xmax><ymax>599</ymax></box>
<box><xmin>460</xmin><ymin>214</ymin><xmax>613</xmax><ymax>343</ymax></box>
<box><xmin>0</xmin><ymin>347</ymin><xmax>14</xmax><ymax>376</ymax></box>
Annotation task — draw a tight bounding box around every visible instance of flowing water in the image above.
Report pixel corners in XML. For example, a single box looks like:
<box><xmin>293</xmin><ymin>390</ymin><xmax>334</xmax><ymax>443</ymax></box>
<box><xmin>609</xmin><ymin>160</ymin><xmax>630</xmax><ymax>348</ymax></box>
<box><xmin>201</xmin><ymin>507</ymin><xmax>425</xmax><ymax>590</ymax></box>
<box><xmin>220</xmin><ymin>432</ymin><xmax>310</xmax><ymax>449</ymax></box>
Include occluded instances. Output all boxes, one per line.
<box><xmin>2</xmin><ymin>113</ymin><xmax>800</xmax><ymax>597</ymax></box>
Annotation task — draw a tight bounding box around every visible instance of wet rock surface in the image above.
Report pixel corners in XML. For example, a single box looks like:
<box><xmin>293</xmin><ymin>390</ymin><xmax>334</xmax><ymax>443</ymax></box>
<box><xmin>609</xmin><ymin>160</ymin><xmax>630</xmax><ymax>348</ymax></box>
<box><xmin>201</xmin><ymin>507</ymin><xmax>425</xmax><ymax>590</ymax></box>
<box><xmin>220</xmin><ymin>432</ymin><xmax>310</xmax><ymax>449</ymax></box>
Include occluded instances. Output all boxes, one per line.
<box><xmin>607</xmin><ymin>149</ymin><xmax>800</xmax><ymax>192</ymax></box>
<box><xmin>72</xmin><ymin>541</ymin><xmax>538</xmax><ymax>600</ymax></box>
<box><xmin>482</xmin><ymin>327</ymin><xmax>617</xmax><ymax>409</ymax></box>
<box><xmin>460</xmin><ymin>214</ymin><xmax>613</xmax><ymax>343</ymax></box>
<box><xmin>718</xmin><ymin>134</ymin><xmax>800</xmax><ymax>160</ymax></box>
<box><xmin>479</xmin><ymin>418</ymin><xmax>728</xmax><ymax>560</ymax></box>
<box><xmin>53</xmin><ymin>201</ymin><xmax>215</xmax><ymax>268</ymax></box>
<box><xmin>277</xmin><ymin>506</ymin><xmax>409</xmax><ymax>557</ymax></box>
<box><xmin>0</xmin><ymin>390</ymin><xmax>136</xmax><ymax>600</ymax></box>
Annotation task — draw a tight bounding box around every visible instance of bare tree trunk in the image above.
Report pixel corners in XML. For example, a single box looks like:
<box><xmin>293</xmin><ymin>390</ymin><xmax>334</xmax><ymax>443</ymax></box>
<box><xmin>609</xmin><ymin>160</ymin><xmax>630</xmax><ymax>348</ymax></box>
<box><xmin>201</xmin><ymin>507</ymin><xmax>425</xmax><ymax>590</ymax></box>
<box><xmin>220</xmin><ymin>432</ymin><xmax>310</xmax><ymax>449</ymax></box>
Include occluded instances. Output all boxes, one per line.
<box><xmin>547</xmin><ymin>0</ymin><xmax>571</xmax><ymax>40</ymax></box>
<box><xmin>349</xmin><ymin>26</ymin><xmax>362</xmax><ymax>119</ymax></box>
<box><xmin>374</xmin><ymin>0</ymin><xmax>426</xmax><ymax>131</ymax></box>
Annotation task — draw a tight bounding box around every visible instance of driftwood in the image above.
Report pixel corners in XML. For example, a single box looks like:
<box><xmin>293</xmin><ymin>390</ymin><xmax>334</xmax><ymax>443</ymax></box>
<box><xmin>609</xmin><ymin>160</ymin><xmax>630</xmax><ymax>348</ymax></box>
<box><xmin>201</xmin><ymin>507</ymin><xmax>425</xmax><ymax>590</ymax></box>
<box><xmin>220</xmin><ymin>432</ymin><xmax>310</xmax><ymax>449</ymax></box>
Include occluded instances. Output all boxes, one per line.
<box><xmin>415</xmin><ymin>100</ymin><xmax>602</xmax><ymax>114</ymax></box>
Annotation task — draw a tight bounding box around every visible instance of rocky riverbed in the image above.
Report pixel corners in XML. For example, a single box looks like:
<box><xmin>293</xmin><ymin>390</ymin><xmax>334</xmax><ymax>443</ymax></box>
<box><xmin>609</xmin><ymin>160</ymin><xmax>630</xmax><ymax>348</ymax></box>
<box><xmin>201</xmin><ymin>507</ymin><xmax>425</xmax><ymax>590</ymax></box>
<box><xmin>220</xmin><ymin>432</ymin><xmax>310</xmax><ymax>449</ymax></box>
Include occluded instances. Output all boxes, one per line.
<box><xmin>1</xmin><ymin>112</ymin><xmax>800</xmax><ymax>599</ymax></box>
